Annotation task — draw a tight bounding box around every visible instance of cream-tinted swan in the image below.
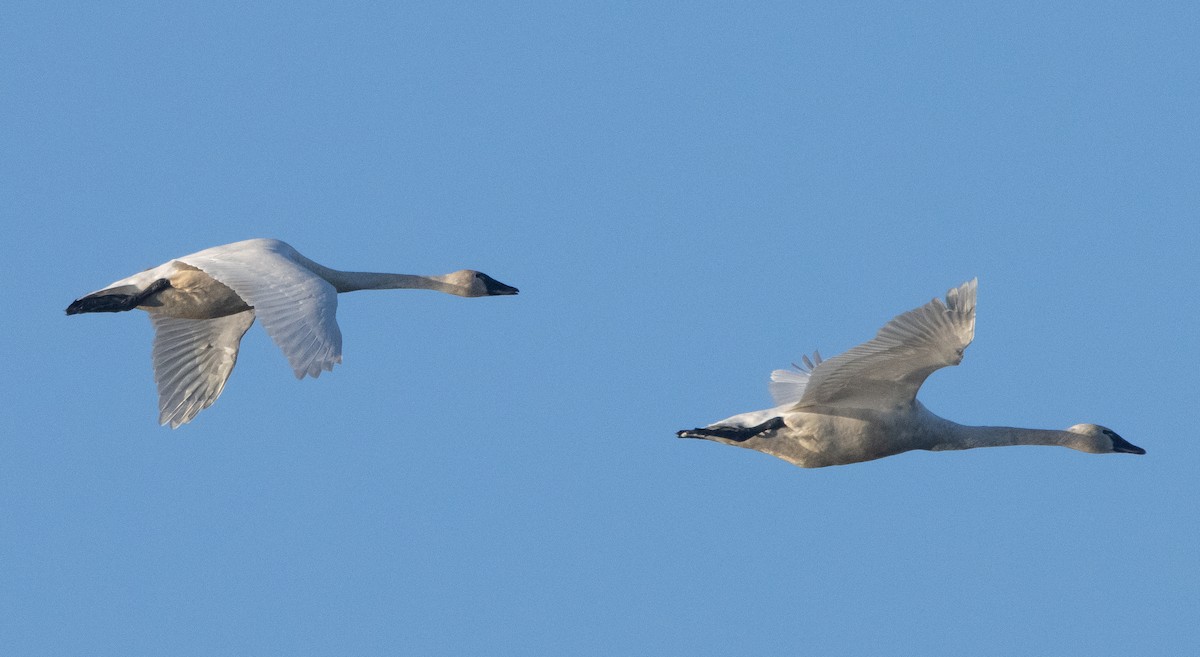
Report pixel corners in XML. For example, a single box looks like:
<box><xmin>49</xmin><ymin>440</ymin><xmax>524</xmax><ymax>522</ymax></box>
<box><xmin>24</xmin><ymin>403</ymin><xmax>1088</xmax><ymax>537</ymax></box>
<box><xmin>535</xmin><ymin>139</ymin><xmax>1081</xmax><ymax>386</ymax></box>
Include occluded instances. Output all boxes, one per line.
<box><xmin>67</xmin><ymin>238</ymin><xmax>518</xmax><ymax>428</ymax></box>
<box><xmin>678</xmin><ymin>279</ymin><xmax>1143</xmax><ymax>467</ymax></box>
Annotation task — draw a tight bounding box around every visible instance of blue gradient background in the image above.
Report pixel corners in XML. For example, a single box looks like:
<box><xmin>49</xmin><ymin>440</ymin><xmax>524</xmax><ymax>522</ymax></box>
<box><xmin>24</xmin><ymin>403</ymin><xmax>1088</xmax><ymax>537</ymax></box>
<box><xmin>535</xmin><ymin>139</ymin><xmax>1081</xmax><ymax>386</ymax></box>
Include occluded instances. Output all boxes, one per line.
<box><xmin>2</xmin><ymin>2</ymin><xmax>1196</xmax><ymax>655</ymax></box>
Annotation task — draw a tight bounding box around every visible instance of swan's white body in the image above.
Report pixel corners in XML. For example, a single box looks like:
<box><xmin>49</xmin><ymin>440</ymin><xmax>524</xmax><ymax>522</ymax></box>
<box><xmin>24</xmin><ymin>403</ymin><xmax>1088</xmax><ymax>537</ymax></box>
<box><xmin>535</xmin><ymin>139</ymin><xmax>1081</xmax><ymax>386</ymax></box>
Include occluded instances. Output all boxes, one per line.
<box><xmin>68</xmin><ymin>238</ymin><xmax>518</xmax><ymax>428</ymax></box>
<box><xmin>678</xmin><ymin>279</ymin><xmax>1143</xmax><ymax>467</ymax></box>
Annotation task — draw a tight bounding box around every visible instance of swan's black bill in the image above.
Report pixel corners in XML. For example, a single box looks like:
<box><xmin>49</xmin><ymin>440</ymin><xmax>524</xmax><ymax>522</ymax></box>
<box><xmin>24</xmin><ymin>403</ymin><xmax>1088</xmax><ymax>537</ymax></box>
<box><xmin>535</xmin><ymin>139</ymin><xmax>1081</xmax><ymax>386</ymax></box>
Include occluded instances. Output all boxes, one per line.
<box><xmin>1102</xmin><ymin>428</ymin><xmax>1145</xmax><ymax>455</ymax></box>
<box><xmin>479</xmin><ymin>273</ymin><xmax>518</xmax><ymax>296</ymax></box>
<box><xmin>1111</xmin><ymin>437</ymin><xmax>1146</xmax><ymax>455</ymax></box>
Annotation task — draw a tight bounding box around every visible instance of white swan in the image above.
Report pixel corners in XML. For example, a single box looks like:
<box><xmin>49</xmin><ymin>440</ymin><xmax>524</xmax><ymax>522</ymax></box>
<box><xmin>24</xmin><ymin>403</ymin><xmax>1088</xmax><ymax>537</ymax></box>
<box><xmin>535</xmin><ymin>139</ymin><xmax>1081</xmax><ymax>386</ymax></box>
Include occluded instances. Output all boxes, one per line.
<box><xmin>67</xmin><ymin>238</ymin><xmax>518</xmax><ymax>428</ymax></box>
<box><xmin>677</xmin><ymin>279</ymin><xmax>1143</xmax><ymax>467</ymax></box>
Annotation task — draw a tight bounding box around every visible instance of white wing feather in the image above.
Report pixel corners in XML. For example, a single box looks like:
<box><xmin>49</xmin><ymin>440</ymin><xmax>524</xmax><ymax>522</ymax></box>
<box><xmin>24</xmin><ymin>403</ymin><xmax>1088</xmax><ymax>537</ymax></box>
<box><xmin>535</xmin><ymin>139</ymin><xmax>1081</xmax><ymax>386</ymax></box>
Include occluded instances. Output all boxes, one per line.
<box><xmin>767</xmin><ymin>350</ymin><xmax>823</xmax><ymax>406</ymax></box>
<box><xmin>791</xmin><ymin>279</ymin><xmax>977</xmax><ymax>412</ymax></box>
<box><xmin>178</xmin><ymin>239</ymin><xmax>343</xmax><ymax>379</ymax></box>
<box><xmin>151</xmin><ymin>311</ymin><xmax>256</xmax><ymax>428</ymax></box>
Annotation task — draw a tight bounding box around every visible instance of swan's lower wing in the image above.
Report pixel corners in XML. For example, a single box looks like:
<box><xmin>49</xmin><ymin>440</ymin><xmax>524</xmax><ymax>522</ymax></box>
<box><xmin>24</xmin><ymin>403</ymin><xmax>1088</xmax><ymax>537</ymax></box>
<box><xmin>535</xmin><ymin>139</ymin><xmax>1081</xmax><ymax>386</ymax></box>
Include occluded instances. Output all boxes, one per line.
<box><xmin>793</xmin><ymin>279</ymin><xmax>977</xmax><ymax>412</ymax></box>
<box><xmin>151</xmin><ymin>311</ymin><xmax>256</xmax><ymax>428</ymax></box>
<box><xmin>179</xmin><ymin>240</ymin><xmax>342</xmax><ymax>379</ymax></box>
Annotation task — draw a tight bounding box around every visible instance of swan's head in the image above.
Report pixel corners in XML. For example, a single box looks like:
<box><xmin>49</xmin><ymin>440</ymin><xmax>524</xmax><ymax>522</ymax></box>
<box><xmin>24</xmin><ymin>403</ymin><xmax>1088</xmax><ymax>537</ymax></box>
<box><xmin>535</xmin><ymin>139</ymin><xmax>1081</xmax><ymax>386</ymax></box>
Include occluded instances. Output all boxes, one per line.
<box><xmin>436</xmin><ymin>270</ymin><xmax>519</xmax><ymax>297</ymax></box>
<box><xmin>1065</xmin><ymin>424</ymin><xmax>1144</xmax><ymax>455</ymax></box>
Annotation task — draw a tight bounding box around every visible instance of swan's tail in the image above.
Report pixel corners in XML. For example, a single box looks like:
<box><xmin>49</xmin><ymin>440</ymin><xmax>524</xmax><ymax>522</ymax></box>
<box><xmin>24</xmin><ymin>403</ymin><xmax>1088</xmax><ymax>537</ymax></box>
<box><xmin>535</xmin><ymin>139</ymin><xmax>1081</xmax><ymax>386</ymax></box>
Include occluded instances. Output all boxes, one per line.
<box><xmin>66</xmin><ymin>280</ymin><xmax>170</xmax><ymax>315</ymax></box>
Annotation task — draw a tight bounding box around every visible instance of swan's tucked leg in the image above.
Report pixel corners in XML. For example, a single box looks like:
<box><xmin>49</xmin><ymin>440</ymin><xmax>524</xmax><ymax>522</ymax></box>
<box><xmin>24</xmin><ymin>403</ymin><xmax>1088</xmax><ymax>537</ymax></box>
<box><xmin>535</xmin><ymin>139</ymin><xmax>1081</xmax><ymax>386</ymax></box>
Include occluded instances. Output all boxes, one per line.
<box><xmin>66</xmin><ymin>279</ymin><xmax>171</xmax><ymax>315</ymax></box>
<box><xmin>677</xmin><ymin>417</ymin><xmax>786</xmax><ymax>442</ymax></box>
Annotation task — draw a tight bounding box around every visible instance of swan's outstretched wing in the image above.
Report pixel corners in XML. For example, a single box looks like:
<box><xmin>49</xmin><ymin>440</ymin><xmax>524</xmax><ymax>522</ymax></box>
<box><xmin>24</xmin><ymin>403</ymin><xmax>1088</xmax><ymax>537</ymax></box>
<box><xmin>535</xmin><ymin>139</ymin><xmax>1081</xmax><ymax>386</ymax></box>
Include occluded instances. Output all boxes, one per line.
<box><xmin>179</xmin><ymin>239</ymin><xmax>343</xmax><ymax>379</ymax></box>
<box><xmin>151</xmin><ymin>311</ymin><xmax>256</xmax><ymax>428</ymax></box>
<box><xmin>791</xmin><ymin>279</ymin><xmax>977</xmax><ymax>412</ymax></box>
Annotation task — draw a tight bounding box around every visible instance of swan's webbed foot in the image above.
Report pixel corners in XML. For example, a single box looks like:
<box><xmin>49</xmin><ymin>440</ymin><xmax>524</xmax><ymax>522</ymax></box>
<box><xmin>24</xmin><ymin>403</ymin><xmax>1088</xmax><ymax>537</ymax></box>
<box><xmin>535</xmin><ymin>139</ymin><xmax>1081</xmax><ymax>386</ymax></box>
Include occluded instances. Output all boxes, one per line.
<box><xmin>677</xmin><ymin>416</ymin><xmax>786</xmax><ymax>442</ymax></box>
<box><xmin>66</xmin><ymin>279</ymin><xmax>172</xmax><ymax>315</ymax></box>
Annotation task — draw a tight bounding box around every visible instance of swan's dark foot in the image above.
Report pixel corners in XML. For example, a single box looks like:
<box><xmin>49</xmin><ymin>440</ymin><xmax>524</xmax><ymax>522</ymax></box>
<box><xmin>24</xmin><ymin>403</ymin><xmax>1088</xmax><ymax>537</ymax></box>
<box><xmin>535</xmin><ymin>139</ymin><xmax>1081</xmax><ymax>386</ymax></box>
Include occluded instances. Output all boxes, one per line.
<box><xmin>66</xmin><ymin>279</ymin><xmax>171</xmax><ymax>315</ymax></box>
<box><xmin>677</xmin><ymin>417</ymin><xmax>786</xmax><ymax>442</ymax></box>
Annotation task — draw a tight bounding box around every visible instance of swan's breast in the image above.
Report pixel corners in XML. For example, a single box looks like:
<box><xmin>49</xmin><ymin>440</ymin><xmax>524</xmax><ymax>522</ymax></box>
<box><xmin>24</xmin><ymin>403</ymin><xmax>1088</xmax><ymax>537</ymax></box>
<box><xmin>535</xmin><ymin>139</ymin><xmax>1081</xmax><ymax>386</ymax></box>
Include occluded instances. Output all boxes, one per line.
<box><xmin>139</xmin><ymin>263</ymin><xmax>252</xmax><ymax>319</ymax></box>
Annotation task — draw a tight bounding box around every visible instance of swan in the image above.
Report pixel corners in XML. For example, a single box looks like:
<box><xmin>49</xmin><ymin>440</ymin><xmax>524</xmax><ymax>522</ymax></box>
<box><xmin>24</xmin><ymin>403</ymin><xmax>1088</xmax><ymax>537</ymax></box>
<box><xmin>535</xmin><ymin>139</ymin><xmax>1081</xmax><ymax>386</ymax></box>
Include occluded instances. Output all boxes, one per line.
<box><xmin>67</xmin><ymin>238</ymin><xmax>518</xmax><ymax>428</ymax></box>
<box><xmin>677</xmin><ymin>279</ymin><xmax>1143</xmax><ymax>467</ymax></box>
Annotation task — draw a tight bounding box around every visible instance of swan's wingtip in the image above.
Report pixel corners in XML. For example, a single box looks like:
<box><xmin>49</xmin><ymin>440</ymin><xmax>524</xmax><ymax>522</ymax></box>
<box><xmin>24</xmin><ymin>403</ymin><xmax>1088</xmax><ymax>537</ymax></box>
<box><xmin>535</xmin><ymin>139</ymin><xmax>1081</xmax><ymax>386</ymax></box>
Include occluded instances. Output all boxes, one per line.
<box><xmin>293</xmin><ymin>359</ymin><xmax>340</xmax><ymax>380</ymax></box>
<box><xmin>945</xmin><ymin>278</ymin><xmax>978</xmax><ymax>315</ymax></box>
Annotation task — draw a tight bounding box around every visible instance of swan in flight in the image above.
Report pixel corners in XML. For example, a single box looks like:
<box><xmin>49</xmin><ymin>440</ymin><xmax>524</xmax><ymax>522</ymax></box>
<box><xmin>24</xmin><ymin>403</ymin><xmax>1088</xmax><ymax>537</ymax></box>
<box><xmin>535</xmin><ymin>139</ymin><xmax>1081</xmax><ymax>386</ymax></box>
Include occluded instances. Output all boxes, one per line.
<box><xmin>67</xmin><ymin>238</ymin><xmax>518</xmax><ymax>428</ymax></box>
<box><xmin>677</xmin><ymin>279</ymin><xmax>1143</xmax><ymax>467</ymax></box>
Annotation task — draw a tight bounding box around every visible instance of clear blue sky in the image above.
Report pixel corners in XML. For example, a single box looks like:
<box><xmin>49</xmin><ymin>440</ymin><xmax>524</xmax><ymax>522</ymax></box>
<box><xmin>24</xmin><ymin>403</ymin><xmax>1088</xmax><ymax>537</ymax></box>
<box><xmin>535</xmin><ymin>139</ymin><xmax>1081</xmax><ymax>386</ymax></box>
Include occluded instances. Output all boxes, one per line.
<box><xmin>3</xmin><ymin>2</ymin><xmax>1197</xmax><ymax>655</ymax></box>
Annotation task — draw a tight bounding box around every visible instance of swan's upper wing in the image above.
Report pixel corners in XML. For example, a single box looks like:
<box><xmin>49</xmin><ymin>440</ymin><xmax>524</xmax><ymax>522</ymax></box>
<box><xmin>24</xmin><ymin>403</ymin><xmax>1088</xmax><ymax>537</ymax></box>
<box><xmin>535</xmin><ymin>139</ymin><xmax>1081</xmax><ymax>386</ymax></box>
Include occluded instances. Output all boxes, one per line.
<box><xmin>791</xmin><ymin>279</ymin><xmax>977</xmax><ymax>412</ymax></box>
<box><xmin>178</xmin><ymin>239</ymin><xmax>343</xmax><ymax>379</ymax></box>
<box><xmin>151</xmin><ymin>310</ymin><xmax>256</xmax><ymax>428</ymax></box>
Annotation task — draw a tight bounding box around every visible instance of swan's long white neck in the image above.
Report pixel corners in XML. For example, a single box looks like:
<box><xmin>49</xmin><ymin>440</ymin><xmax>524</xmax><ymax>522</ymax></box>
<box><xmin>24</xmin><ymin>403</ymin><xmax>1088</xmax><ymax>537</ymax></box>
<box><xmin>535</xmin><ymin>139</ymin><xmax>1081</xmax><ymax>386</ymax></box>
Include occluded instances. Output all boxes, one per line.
<box><xmin>295</xmin><ymin>256</ymin><xmax>456</xmax><ymax>294</ymax></box>
<box><xmin>325</xmin><ymin>270</ymin><xmax>453</xmax><ymax>294</ymax></box>
<box><xmin>930</xmin><ymin>423</ymin><xmax>1075</xmax><ymax>451</ymax></box>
